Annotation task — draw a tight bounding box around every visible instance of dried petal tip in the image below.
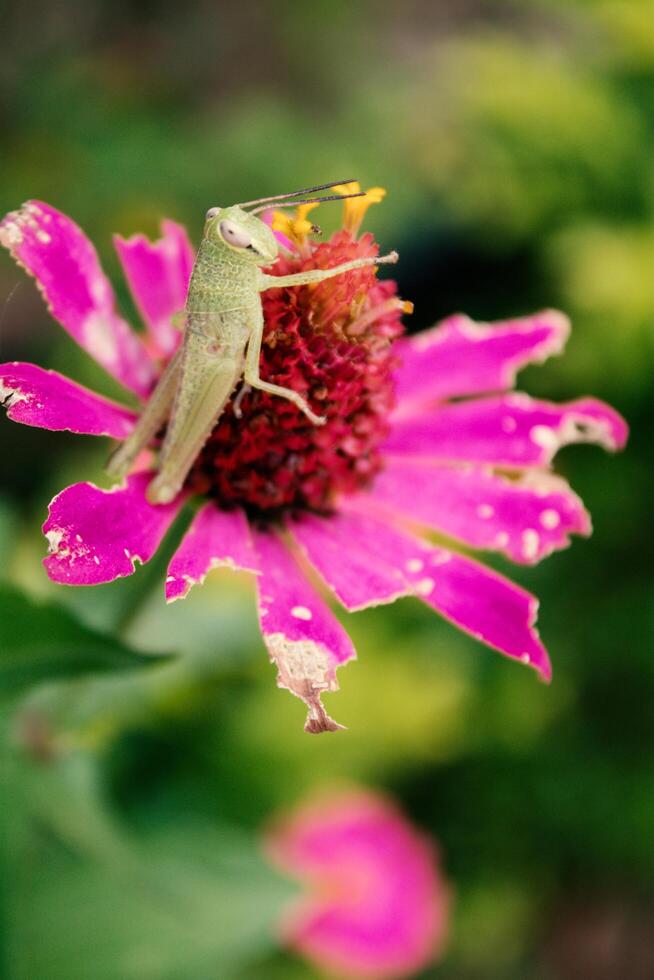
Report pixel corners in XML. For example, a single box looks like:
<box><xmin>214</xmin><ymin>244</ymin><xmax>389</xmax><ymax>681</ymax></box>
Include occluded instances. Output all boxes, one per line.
<box><xmin>304</xmin><ymin>701</ymin><xmax>344</xmax><ymax>735</ymax></box>
<box><xmin>268</xmin><ymin>634</ymin><xmax>345</xmax><ymax>735</ymax></box>
<box><xmin>251</xmin><ymin>529</ymin><xmax>356</xmax><ymax>733</ymax></box>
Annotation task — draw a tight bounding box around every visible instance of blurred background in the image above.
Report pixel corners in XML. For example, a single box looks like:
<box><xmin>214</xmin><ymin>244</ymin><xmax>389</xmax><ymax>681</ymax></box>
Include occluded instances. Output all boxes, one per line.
<box><xmin>1</xmin><ymin>1</ymin><xmax>653</xmax><ymax>977</ymax></box>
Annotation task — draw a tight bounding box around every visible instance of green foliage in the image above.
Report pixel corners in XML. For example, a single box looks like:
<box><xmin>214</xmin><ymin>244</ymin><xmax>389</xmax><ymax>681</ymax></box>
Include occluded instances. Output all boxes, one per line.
<box><xmin>0</xmin><ymin>584</ymin><xmax>151</xmax><ymax>700</ymax></box>
<box><xmin>3</xmin><ymin>753</ymin><xmax>291</xmax><ymax>980</ymax></box>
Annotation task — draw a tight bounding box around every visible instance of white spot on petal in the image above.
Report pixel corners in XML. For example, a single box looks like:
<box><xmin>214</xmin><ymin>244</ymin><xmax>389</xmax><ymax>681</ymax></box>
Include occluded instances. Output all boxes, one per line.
<box><xmin>530</xmin><ymin>424</ymin><xmax>559</xmax><ymax>451</ymax></box>
<box><xmin>405</xmin><ymin>558</ymin><xmax>424</xmax><ymax>573</ymax></box>
<box><xmin>540</xmin><ymin>508</ymin><xmax>561</xmax><ymax>529</ymax></box>
<box><xmin>430</xmin><ymin>552</ymin><xmax>451</xmax><ymax>566</ymax></box>
<box><xmin>521</xmin><ymin>529</ymin><xmax>540</xmax><ymax>561</ymax></box>
<box><xmin>291</xmin><ymin>605</ymin><xmax>313</xmax><ymax>621</ymax></box>
<box><xmin>45</xmin><ymin>528</ymin><xmax>64</xmax><ymax>553</ymax></box>
<box><xmin>414</xmin><ymin>577</ymin><xmax>435</xmax><ymax>596</ymax></box>
<box><xmin>84</xmin><ymin>313</ymin><xmax>118</xmax><ymax>366</ymax></box>
<box><xmin>44</xmin><ymin>524</ymin><xmax>90</xmax><ymax>564</ymax></box>
<box><xmin>89</xmin><ymin>275</ymin><xmax>111</xmax><ymax>306</ymax></box>
<box><xmin>501</xmin><ymin>416</ymin><xmax>517</xmax><ymax>433</ymax></box>
<box><xmin>476</xmin><ymin>503</ymin><xmax>495</xmax><ymax>519</ymax></box>
<box><xmin>0</xmin><ymin>219</ymin><xmax>24</xmax><ymax>247</ymax></box>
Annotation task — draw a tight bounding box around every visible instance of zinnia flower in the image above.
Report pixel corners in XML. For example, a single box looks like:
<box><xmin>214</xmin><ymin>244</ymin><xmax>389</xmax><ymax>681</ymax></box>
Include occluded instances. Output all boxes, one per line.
<box><xmin>0</xmin><ymin>190</ymin><xmax>627</xmax><ymax>732</ymax></box>
<box><xmin>265</xmin><ymin>787</ymin><xmax>449</xmax><ymax>979</ymax></box>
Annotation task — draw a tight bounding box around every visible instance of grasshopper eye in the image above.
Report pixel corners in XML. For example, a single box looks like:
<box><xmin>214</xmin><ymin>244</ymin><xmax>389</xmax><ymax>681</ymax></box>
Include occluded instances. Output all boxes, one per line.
<box><xmin>205</xmin><ymin>207</ymin><xmax>220</xmax><ymax>220</ymax></box>
<box><xmin>219</xmin><ymin>220</ymin><xmax>252</xmax><ymax>249</ymax></box>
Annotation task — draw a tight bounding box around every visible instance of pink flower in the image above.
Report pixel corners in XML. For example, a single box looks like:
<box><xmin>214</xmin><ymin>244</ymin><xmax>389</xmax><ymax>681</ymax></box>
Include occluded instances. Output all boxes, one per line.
<box><xmin>0</xmin><ymin>195</ymin><xmax>627</xmax><ymax>732</ymax></box>
<box><xmin>264</xmin><ymin>787</ymin><xmax>450</xmax><ymax>979</ymax></box>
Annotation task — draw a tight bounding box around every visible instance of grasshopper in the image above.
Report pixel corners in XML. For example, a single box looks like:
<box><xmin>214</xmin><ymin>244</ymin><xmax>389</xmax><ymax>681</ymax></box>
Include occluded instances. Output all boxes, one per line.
<box><xmin>107</xmin><ymin>180</ymin><xmax>398</xmax><ymax>505</ymax></box>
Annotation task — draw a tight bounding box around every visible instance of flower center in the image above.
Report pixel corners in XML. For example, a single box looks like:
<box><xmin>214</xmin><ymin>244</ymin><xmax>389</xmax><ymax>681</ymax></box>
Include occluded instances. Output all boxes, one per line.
<box><xmin>187</xmin><ymin>230</ymin><xmax>407</xmax><ymax>515</ymax></box>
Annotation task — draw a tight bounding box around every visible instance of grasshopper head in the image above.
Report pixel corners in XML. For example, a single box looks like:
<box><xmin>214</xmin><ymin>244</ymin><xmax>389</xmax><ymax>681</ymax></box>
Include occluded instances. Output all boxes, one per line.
<box><xmin>203</xmin><ymin>205</ymin><xmax>278</xmax><ymax>265</ymax></box>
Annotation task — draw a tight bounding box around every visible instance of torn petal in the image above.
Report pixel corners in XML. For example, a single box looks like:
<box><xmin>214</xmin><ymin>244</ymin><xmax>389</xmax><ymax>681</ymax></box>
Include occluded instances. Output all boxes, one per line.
<box><xmin>0</xmin><ymin>361</ymin><xmax>137</xmax><ymax>437</ymax></box>
<box><xmin>251</xmin><ymin>528</ymin><xmax>356</xmax><ymax>734</ymax></box>
<box><xmin>0</xmin><ymin>201</ymin><xmax>155</xmax><ymax>397</ymax></box>
<box><xmin>43</xmin><ymin>473</ymin><xmax>184</xmax><ymax>586</ymax></box>
<box><xmin>309</xmin><ymin>503</ymin><xmax>551</xmax><ymax>679</ymax></box>
<box><xmin>409</xmin><ymin>547</ymin><xmax>552</xmax><ymax>681</ymax></box>
<box><xmin>393</xmin><ymin>309</ymin><xmax>570</xmax><ymax>410</ymax></box>
<box><xmin>114</xmin><ymin>219</ymin><xmax>194</xmax><ymax>358</ymax></box>
<box><xmin>165</xmin><ymin>503</ymin><xmax>258</xmax><ymax>602</ymax></box>
<box><xmin>384</xmin><ymin>394</ymin><xmax>628</xmax><ymax>467</ymax></box>
<box><xmin>368</xmin><ymin>458</ymin><xmax>591</xmax><ymax>564</ymax></box>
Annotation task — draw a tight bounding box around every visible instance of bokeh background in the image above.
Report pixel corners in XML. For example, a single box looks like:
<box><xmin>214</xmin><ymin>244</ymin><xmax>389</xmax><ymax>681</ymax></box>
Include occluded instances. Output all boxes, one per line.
<box><xmin>1</xmin><ymin>1</ymin><xmax>654</xmax><ymax>977</ymax></box>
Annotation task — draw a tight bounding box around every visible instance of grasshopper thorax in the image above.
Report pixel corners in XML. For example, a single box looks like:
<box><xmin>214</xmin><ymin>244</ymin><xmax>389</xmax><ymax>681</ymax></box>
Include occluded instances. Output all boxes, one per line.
<box><xmin>203</xmin><ymin>205</ymin><xmax>278</xmax><ymax>265</ymax></box>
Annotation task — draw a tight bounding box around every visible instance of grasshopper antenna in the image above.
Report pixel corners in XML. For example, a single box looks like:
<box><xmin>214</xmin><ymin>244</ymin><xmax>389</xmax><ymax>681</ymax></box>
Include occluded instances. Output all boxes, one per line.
<box><xmin>239</xmin><ymin>180</ymin><xmax>359</xmax><ymax>209</ymax></box>
<box><xmin>249</xmin><ymin>192</ymin><xmax>364</xmax><ymax>215</ymax></box>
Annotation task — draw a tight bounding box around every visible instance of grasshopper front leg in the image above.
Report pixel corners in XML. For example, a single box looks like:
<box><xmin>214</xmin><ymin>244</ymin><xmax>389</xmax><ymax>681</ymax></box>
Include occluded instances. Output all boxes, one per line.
<box><xmin>259</xmin><ymin>251</ymin><xmax>398</xmax><ymax>291</ymax></box>
<box><xmin>246</xmin><ymin>252</ymin><xmax>399</xmax><ymax>424</ymax></box>
<box><xmin>243</xmin><ymin>308</ymin><xmax>326</xmax><ymax>426</ymax></box>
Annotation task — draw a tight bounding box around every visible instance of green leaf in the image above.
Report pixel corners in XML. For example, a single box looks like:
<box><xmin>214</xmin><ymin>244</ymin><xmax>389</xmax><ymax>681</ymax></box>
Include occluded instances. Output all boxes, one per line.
<box><xmin>11</xmin><ymin>833</ymin><xmax>289</xmax><ymax>980</ymax></box>
<box><xmin>0</xmin><ymin>584</ymin><xmax>159</xmax><ymax>700</ymax></box>
<box><xmin>5</xmin><ymin>754</ymin><xmax>293</xmax><ymax>980</ymax></box>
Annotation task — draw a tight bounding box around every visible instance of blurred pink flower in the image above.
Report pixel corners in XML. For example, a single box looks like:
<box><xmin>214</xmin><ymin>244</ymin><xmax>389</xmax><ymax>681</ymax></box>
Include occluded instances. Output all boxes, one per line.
<box><xmin>264</xmin><ymin>788</ymin><xmax>450</xmax><ymax>979</ymax></box>
<box><xmin>0</xmin><ymin>196</ymin><xmax>627</xmax><ymax>731</ymax></box>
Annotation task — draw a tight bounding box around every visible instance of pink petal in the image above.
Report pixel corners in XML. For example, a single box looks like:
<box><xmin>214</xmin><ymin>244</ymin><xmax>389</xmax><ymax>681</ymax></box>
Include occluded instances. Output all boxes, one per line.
<box><xmin>261</xmin><ymin>208</ymin><xmax>295</xmax><ymax>252</ymax></box>
<box><xmin>43</xmin><ymin>473</ymin><xmax>183</xmax><ymax>586</ymax></box>
<box><xmin>384</xmin><ymin>394</ymin><xmax>628</xmax><ymax>467</ymax></box>
<box><xmin>272</xmin><ymin>229</ymin><xmax>295</xmax><ymax>251</ymax></box>
<box><xmin>114</xmin><ymin>219</ymin><xmax>194</xmax><ymax>358</ymax></box>
<box><xmin>0</xmin><ymin>201</ymin><xmax>155</xmax><ymax>397</ymax></box>
<box><xmin>0</xmin><ymin>361</ymin><xmax>137</xmax><ymax>438</ymax></box>
<box><xmin>393</xmin><ymin>309</ymin><xmax>570</xmax><ymax>410</ymax></box>
<box><xmin>265</xmin><ymin>789</ymin><xmax>449</xmax><ymax>979</ymax></box>
<box><xmin>251</xmin><ymin>528</ymin><xmax>356</xmax><ymax>734</ymax></box>
<box><xmin>413</xmin><ymin>546</ymin><xmax>551</xmax><ymax>680</ymax></box>
<box><xmin>165</xmin><ymin>503</ymin><xmax>258</xmax><ymax>602</ymax></box>
<box><xmin>287</xmin><ymin>510</ymin><xmax>413</xmax><ymax>612</ymax></box>
<box><xmin>367</xmin><ymin>458</ymin><xmax>591</xmax><ymax>564</ymax></box>
<box><xmin>291</xmin><ymin>506</ymin><xmax>550</xmax><ymax>679</ymax></box>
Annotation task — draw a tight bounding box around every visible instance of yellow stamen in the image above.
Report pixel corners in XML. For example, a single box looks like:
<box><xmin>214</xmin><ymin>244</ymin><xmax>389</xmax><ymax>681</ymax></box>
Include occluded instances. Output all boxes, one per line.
<box><xmin>333</xmin><ymin>182</ymin><xmax>387</xmax><ymax>236</ymax></box>
<box><xmin>272</xmin><ymin>202</ymin><xmax>320</xmax><ymax>248</ymax></box>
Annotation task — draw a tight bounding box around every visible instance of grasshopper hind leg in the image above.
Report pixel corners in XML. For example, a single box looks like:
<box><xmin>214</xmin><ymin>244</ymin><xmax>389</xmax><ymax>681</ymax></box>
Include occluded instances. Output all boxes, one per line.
<box><xmin>145</xmin><ymin>343</ymin><xmax>242</xmax><ymax>505</ymax></box>
<box><xmin>106</xmin><ymin>347</ymin><xmax>182</xmax><ymax>481</ymax></box>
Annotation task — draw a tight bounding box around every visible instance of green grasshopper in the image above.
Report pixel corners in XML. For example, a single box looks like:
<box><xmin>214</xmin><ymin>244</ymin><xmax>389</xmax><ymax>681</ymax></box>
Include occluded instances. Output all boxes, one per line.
<box><xmin>107</xmin><ymin>180</ymin><xmax>398</xmax><ymax>505</ymax></box>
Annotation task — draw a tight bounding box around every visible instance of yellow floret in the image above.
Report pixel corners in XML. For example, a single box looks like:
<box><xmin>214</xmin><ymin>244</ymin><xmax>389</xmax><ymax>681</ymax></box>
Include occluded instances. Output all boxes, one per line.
<box><xmin>333</xmin><ymin>182</ymin><xmax>387</xmax><ymax>236</ymax></box>
<box><xmin>272</xmin><ymin>202</ymin><xmax>320</xmax><ymax>248</ymax></box>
